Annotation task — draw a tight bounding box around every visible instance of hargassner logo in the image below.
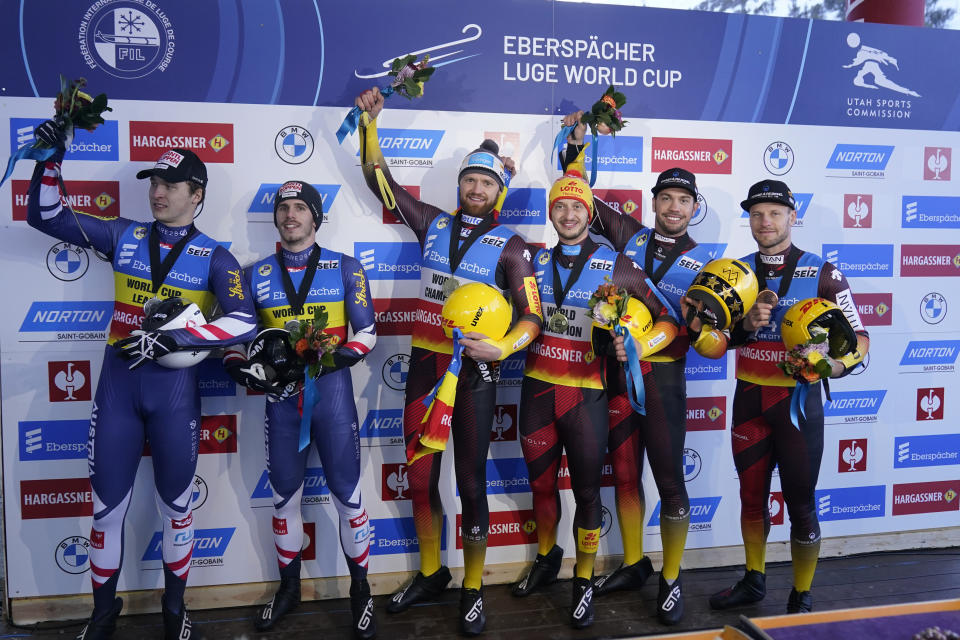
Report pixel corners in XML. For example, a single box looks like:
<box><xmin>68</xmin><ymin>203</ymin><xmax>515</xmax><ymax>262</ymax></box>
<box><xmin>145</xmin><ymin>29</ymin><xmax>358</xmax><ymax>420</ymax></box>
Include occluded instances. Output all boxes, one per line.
<box><xmin>649</xmin><ymin>497</ymin><xmax>720</xmax><ymax>532</ymax></box>
<box><xmin>19</xmin><ymin>420</ymin><xmax>88</xmax><ymax>461</ymax></box>
<box><xmin>651</xmin><ymin>137</ymin><xmax>729</xmax><ymax>174</ymax></box>
<box><xmin>826</xmin><ymin>144</ymin><xmax>893</xmax><ymax>177</ymax></box>
<box><xmin>498</xmin><ymin>188</ymin><xmax>546</xmax><ymax>225</ymax></box>
<box><xmin>823</xmin><ymin>390</ymin><xmax>885</xmax><ymax>424</ymax></box>
<box><xmin>10</xmin><ymin>118</ymin><xmax>119</xmax><ymax>161</ymax></box>
<box><xmin>902</xmin><ymin>196</ymin><xmax>960</xmax><ymax>229</ymax></box>
<box><xmin>894</xmin><ymin>434</ymin><xmax>960</xmax><ymax>468</ymax></box>
<box><xmin>822</xmin><ymin>244</ymin><xmax>894</xmax><ymax>277</ymax></box>
<box><xmin>815</xmin><ymin>485</ymin><xmax>885</xmax><ymax>521</ymax></box>
<box><xmin>900</xmin><ymin>245</ymin><xmax>960</xmax><ymax>277</ymax></box>
<box><xmin>355</xmin><ymin>242</ymin><xmax>421</xmax><ymax>280</ymax></box>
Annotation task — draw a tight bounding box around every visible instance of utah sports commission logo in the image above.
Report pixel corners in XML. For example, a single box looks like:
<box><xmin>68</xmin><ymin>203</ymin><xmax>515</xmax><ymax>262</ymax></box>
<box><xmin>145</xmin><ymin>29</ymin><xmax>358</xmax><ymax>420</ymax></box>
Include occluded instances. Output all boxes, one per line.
<box><xmin>79</xmin><ymin>1</ymin><xmax>175</xmax><ymax>79</ymax></box>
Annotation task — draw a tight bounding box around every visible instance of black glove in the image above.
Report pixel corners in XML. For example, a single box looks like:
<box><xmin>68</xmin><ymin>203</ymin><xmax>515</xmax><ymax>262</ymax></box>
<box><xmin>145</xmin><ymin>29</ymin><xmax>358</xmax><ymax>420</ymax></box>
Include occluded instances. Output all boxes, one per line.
<box><xmin>34</xmin><ymin>118</ymin><xmax>69</xmax><ymax>149</ymax></box>
<box><xmin>115</xmin><ymin>330</ymin><xmax>179</xmax><ymax>370</ymax></box>
<box><xmin>224</xmin><ymin>359</ymin><xmax>274</xmax><ymax>393</ymax></box>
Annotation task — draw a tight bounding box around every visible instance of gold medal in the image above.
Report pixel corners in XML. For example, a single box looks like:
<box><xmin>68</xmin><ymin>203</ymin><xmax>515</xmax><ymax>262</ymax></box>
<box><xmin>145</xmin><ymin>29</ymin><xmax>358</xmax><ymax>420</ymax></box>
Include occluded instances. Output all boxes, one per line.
<box><xmin>549</xmin><ymin>311</ymin><xmax>569</xmax><ymax>334</ymax></box>
<box><xmin>442</xmin><ymin>276</ymin><xmax>460</xmax><ymax>297</ymax></box>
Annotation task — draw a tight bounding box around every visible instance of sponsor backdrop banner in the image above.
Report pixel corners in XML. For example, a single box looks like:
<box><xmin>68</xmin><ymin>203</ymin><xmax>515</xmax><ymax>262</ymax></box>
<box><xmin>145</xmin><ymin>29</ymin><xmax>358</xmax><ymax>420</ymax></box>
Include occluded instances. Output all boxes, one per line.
<box><xmin>0</xmin><ymin>0</ymin><xmax>958</xmax><ymax>609</ymax></box>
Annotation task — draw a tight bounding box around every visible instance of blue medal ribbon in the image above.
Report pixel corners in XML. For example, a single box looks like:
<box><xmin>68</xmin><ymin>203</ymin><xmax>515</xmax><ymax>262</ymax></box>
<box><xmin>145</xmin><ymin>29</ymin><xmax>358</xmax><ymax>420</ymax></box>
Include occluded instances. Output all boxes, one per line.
<box><xmin>1</xmin><ymin>144</ymin><xmax>56</xmax><ymax>188</ymax></box>
<box><xmin>616</xmin><ymin>324</ymin><xmax>646</xmax><ymax>415</ymax></box>
<box><xmin>553</xmin><ymin>124</ymin><xmax>575</xmax><ymax>155</ymax></box>
<box><xmin>336</xmin><ymin>86</ymin><xmax>395</xmax><ymax>144</ymax></box>
<box><xmin>298</xmin><ymin>367</ymin><xmax>317</xmax><ymax>451</ymax></box>
<box><xmin>789</xmin><ymin>381</ymin><xmax>809</xmax><ymax>430</ymax></box>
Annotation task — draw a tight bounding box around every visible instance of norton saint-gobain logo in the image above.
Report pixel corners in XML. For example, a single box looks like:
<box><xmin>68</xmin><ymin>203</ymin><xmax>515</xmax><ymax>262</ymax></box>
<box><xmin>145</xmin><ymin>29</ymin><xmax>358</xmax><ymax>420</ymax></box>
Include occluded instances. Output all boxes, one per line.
<box><xmin>899</xmin><ymin>341</ymin><xmax>960</xmax><ymax>372</ymax></box>
<box><xmin>826</xmin><ymin>144</ymin><xmax>894</xmax><ymax>178</ymax></box>
<box><xmin>10</xmin><ymin>118</ymin><xmax>119</xmax><ymax>162</ymax></box>
<box><xmin>920</xmin><ymin>292</ymin><xmax>947</xmax><ymax>325</ymax></box>
<box><xmin>741</xmin><ymin>192</ymin><xmax>811</xmax><ymax>226</ymax></box>
<box><xmin>19</xmin><ymin>301</ymin><xmax>113</xmax><ymax>342</ymax></box>
<box><xmin>79</xmin><ymin>0</ymin><xmax>175</xmax><ymax>79</ymax></box>
<box><xmin>823</xmin><ymin>390</ymin><xmax>885</xmax><ymax>423</ymax></box>
<box><xmin>685</xmin><ymin>348</ymin><xmax>727</xmax><ymax>381</ymax></box>
<box><xmin>356</xmin><ymin>242</ymin><xmax>421</xmax><ymax>281</ymax></box>
<box><xmin>648</xmin><ymin>496</ymin><xmax>720</xmax><ymax>532</ymax></box>
<box><xmin>275</xmin><ymin>125</ymin><xmax>314</xmax><ymax>164</ymax></box>
<box><xmin>251</xmin><ymin>467</ymin><xmax>329</xmax><ymax>504</ymax></box>
<box><xmin>142</xmin><ymin>528</ymin><xmax>235</xmax><ymax>567</ymax></box>
<box><xmin>129</xmin><ymin>122</ymin><xmax>233</xmax><ymax>163</ymax></box>
<box><xmin>900</xmin><ymin>245</ymin><xmax>960</xmax><ymax>277</ymax></box>
<box><xmin>763</xmin><ymin>141</ymin><xmax>794</xmax><ymax>176</ymax></box>
<box><xmin>650</xmin><ymin>137</ymin><xmax>729</xmax><ymax>174</ymax></box>
<box><xmin>19</xmin><ymin>420</ymin><xmax>88</xmax><ymax>461</ymax></box>
<box><xmin>498</xmin><ymin>188</ymin><xmax>546</xmax><ymax>224</ymax></box>
<box><xmin>894</xmin><ymin>434</ymin><xmax>960</xmax><ymax>468</ymax></box>
<box><xmin>496</xmin><ymin>351</ymin><xmax>526</xmax><ymax>387</ymax></box>
<box><xmin>815</xmin><ymin>485</ymin><xmax>885</xmax><ymax>521</ymax></box>
<box><xmin>822</xmin><ymin>244</ymin><xmax>894</xmax><ymax>277</ymax></box>
<box><xmin>368</xmin><ymin>516</ymin><xmax>448</xmax><ymax>556</ymax></box>
<box><xmin>356</xmin><ymin>129</ymin><xmax>444</xmax><ymax>166</ymax></box>
<box><xmin>892</xmin><ymin>480</ymin><xmax>960</xmax><ymax>516</ymax></box>
<box><xmin>248</xmin><ymin>183</ymin><xmax>339</xmax><ymax>222</ymax></box>
<box><xmin>359</xmin><ymin>409</ymin><xmax>404</xmax><ymax>445</ymax></box>
<box><xmin>902</xmin><ymin>196</ymin><xmax>960</xmax><ymax>229</ymax></box>
<box><xmin>482</xmin><ymin>457</ymin><xmax>529</xmax><ymax>495</ymax></box>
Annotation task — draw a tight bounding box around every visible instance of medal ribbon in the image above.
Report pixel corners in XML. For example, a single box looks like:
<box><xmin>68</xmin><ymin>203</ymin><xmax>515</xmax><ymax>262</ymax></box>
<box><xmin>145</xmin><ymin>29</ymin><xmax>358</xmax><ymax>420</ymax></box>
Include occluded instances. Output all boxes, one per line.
<box><xmin>550</xmin><ymin>239</ymin><xmax>595</xmax><ymax>316</ymax></box>
<box><xmin>755</xmin><ymin>245</ymin><xmax>802</xmax><ymax>301</ymax></box>
<box><xmin>643</xmin><ymin>231</ymin><xmax>691</xmax><ymax>285</ymax></box>
<box><xmin>299</xmin><ymin>374</ymin><xmax>316</xmax><ymax>451</ymax></box>
<box><xmin>337</xmin><ymin>86</ymin><xmax>396</xmax><ymax>144</ymax></box>
<box><xmin>448</xmin><ymin>212</ymin><xmax>496</xmax><ymax>273</ymax></box>
<box><xmin>148</xmin><ymin>222</ymin><xmax>198</xmax><ymax>294</ymax></box>
<box><xmin>277</xmin><ymin>244</ymin><xmax>322</xmax><ymax>316</ymax></box>
<box><xmin>410</xmin><ymin>327</ymin><xmax>465</xmax><ymax>463</ymax></box>
<box><xmin>616</xmin><ymin>324</ymin><xmax>646</xmax><ymax>415</ymax></box>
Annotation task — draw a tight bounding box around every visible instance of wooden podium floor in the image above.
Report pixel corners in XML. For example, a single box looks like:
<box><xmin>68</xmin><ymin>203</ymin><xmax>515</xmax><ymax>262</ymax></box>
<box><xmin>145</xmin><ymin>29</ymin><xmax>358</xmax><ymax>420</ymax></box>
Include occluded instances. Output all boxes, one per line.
<box><xmin>5</xmin><ymin>547</ymin><xmax>959</xmax><ymax>639</ymax></box>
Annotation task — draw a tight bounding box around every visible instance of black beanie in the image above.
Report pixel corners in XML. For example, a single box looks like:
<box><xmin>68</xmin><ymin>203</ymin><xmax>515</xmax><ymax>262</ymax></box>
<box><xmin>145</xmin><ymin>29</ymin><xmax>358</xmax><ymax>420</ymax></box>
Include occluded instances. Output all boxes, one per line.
<box><xmin>273</xmin><ymin>181</ymin><xmax>323</xmax><ymax>228</ymax></box>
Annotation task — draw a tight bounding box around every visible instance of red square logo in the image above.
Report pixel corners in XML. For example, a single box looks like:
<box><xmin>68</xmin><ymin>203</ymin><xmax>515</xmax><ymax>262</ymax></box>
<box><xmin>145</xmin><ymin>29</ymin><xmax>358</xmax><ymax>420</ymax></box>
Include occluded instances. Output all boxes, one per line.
<box><xmin>456</xmin><ymin>509</ymin><xmax>537</xmax><ymax>549</ymax></box>
<box><xmin>199</xmin><ymin>415</ymin><xmax>238</xmax><ymax>454</ymax></box>
<box><xmin>769</xmin><ymin>491</ymin><xmax>784</xmax><ymax>525</ymax></box>
<box><xmin>373</xmin><ymin>298</ymin><xmax>417</xmax><ymax>336</ymax></box>
<box><xmin>838</xmin><ymin>439</ymin><xmax>867</xmax><ymax>473</ymax></box>
<box><xmin>855</xmin><ymin>293</ymin><xmax>893</xmax><ymax>326</ymax></box>
<box><xmin>483</xmin><ymin>131</ymin><xmax>521</xmax><ymax>158</ymax></box>
<box><xmin>917</xmin><ymin>388</ymin><xmax>944</xmax><ymax>420</ymax></box>
<box><xmin>48</xmin><ymin>360</ymin><xmax>92</xmax><ymax>402</ymax></box>
<box><xmin>381</xmin><ymin>463</ymin><xmax>410</xmax><ymax>501</ymax></box>
<box><xmin>924</xmin><ymin>147</ymin><xmax>951</xmax><ymax>181</ymax></box>
<box><xmin>273</xmin><ymin>516</ymin><xmax>288</xmax><ymax>536</ymax></box>
<box><xmin>593</xmin><ymin>189</ymin><xmax>644</xmax><ymax>223</ymax></box>
<box><xmin>383</xmin><ymin>186</ymin><xmax>420</xmax><ymax>224</ymax></box>
<box><xmin>843</xmin><ymin>194</ymin><xmax>872</xmax><ymax>228</ymax></box>
<box><xmin>686</xmin><ymin>396</ymin><xmax>726</xmax><ymax>431</ymax></box>
<box><xmin>490</xmin><ymin>404</ymin><xmax>518</xmax><ymax>442</ymax></box>
<box><xmin>20</xmin><ymin>478</ymin><xmax>93</xmax><ymax>519</ymax></box>
<box><xmin>302</xmin><ymin>522</ymin><xmax>316</xmax><ymax>560</ymax></box>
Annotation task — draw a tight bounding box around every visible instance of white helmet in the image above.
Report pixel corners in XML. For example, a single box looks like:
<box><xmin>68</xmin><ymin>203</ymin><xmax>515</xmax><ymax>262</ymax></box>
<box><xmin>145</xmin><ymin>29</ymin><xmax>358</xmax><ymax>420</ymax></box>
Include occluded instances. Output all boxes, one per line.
<box><xmin>141</xmin><ymin>297</ymin><xmax>210</xmax><ymax>369</ymax></box>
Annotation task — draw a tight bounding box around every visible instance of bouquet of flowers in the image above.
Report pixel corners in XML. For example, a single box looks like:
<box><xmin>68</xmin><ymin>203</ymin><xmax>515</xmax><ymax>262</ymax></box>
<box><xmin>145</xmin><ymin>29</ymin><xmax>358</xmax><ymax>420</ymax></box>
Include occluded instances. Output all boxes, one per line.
<box><xmin>777</xmin><ymin>326</ymin><xmax>833</xmax><ymax>383</ymax></box>
<box><xmin>580</xmin><ymin>85</ymin><xmax>627</xmax><ymax>137</ymax></box>
<box><xmin>287</xmin><ymin>307</ymin><xmax>338</xmax><ymax>379</ymax></box>
<box><xmin>588</xmin><ymin>279</ymin><xmax>629</xmax><ymax>328</ymax></box>
<box><xmin>389</xmin><ymin>54</ymin><xmax>435</xmax><ymax>99</ymax></box>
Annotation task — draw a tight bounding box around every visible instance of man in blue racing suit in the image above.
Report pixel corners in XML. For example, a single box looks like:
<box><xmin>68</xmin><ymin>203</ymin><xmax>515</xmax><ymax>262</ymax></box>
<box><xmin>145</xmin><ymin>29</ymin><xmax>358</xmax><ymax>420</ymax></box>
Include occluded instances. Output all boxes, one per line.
<box><xmin>223</xmin><ymin>181</ymin><xmax>378</xmax><ymax>639</ymax></box>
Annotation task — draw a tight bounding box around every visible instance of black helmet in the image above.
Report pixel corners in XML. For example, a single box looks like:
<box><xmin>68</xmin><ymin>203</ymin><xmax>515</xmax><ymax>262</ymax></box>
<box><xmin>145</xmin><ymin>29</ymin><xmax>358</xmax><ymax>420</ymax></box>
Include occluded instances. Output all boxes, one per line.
<box><xmin>141</xmin><ymin>297</ymin><xmax>210</xmax><ymax>368</ymax></box>
<box><xmin>246</xmin><ymin>328</ymin><xmax>304</xmax><ymax>394</ymax></box>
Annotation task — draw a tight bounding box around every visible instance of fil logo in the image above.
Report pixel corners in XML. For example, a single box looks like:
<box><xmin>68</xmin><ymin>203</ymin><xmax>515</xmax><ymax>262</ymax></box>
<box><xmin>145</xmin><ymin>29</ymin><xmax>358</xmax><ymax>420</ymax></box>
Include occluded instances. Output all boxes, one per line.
<box><xmin>48</xmin><ymin>361</ymin><xmax>92</xmax><ymax>402</ymax></box>
<box><xmin>382</xmin><ymin>463</ymin><xmax>410</xmax><ymax>501</ymax></box>
<box><xmin>491</xmin><ymin>404</ymin><xmax>517</xmax><ymax>441</ymax></box>
<box><xmin>924</xmin><ymin>147</ymin><xmax>951</xmax><ymax>180</ymax></box>
<box><xmin>769</xmin><ymin>492</ymin><xmax>784</xmax><ymax>525</ymax></box>
<box><xmin>917</xmin><ymin>388</ymin><xmax>944</xmax><ymax>420</ymax></box>
<box><xmin>844</xmin><ymin>194</ymin><xmax>872</xmax><ymax>228</ymax></box>
<box><xmin>839</xmin><ymin>439</ymin><xmax>867</xmax><ymax>472</ymax></box>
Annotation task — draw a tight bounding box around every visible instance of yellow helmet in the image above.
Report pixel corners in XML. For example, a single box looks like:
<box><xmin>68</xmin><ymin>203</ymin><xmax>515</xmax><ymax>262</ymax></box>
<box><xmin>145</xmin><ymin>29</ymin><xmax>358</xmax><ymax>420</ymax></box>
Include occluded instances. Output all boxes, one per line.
<box><xmin>781</xmin><ymin>298</ymin><xmax>857</xmax><ymax>357</ymax></box>
<box><xmin>685</xmin><ymin>258</ymin><xmax>759</xmax><ymax>330</ymax></box>
<box><xmin>593</xmin><ymin>297</ymin><xmax>653</xmax><ymax>341</ymax></box>
<box><xmin>441</xmin><ymin>282</ymin><xmax>512</xmax><ymax>340</ymax></box>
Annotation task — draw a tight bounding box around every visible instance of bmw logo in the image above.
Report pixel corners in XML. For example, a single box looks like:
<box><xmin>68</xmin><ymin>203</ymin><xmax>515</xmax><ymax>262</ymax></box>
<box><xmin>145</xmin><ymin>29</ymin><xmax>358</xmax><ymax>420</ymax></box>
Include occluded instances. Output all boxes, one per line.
<box><xmin>682</xmin><ymin>448</ymin><xmax>702</xmax><ymax>482</ymax></box>
<box><xmin>690</xmin><ymin>192</ymin><xmax>708</xmax><ymax>226</ymax></box>
<box><xmin>47</xmin><ymin>242</ymin><xmax>89</xmax><ymax>281</ymax></box>
<box><xmin>192</xmin><ymin>475</ymin><xmax>209</xmax><ymax>509</ymax></box>
<box><xmin>382</xmin><ymin>354</ymin><xmax>411</xmax><ymax>391</ymax></box>
<box><xmin>763</xmin><ymin>141</ymin><xmax>794</xmax><ymax>176</ymax></box>
<box><xmin>55</xmin><ymin>536</ymin><xmax>91</xmax><ymax>574</ymax></box>
<box><xmin>920</xmin><ymin>292</ymin><xmax>946</xmax><ymax>325</ymax></box>
<box><xmin>275</xmin><ymin>125</ymin><xmax>315</xmax><ymax>165</ymax></box>
<box><xmin>600</xmin><ymin>505</ymin><xmax>612</xmax><ymax>537</ymax></box>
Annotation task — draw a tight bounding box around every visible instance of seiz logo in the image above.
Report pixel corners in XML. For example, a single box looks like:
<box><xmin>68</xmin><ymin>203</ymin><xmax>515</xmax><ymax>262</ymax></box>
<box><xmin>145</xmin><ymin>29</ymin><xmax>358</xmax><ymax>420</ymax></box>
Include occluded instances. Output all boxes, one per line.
<box><xmin>499</xmin><ymin>188</ymin><xmax>547</xmax><ymax>225</ymax></box>
<box><xmin>677</xmin><ymin>256</ymin><xmax>704</xmax><ymax>272</ymax></box>
<box><xmin>142</xmin><ymin>528</ymin><xmax>235</xmax><ymax>566</ymax></box>
<box><xmin>902</xmin><ymin>196</ymin><xmax>960</xmax><ymax>229</ymax></box>
<box><xmin>456</xmin><ymin>510</ymin><xmax>537</xmax><ymax>548</ymax></box>
<box><xmin>894</xmin><ymin>434</ymin><xmax>960</xmax><ymax>468</ymax></box>
<box><xmin>360</xmin><ymin>409</ymin><xmax>404</xmax><ymax>445</ymax></box>
<box><xmin>924</xmin><ymin>147</ymin><xmax>951</xmax><ymax>181</ymax></box>
<box><xmin>185</xmin><ymin>245</ymin><xmax>212</xmax><ymax>258</ymax></box>
<box><xmin>649</xmin><ymin>496</ymin><xmax>721</xmax><ymax>531</ymax></box>
<box><xmin>823</xmin><ymin>244</ymin><xmax>894</xmax><ymax>277</ymax></box>
<box><xmin>373</xmin><ymin>298</ymin><xmax>416</xmax><ymax>336</ymax></box>
<box><xmin>686</xmin><ymin>396</ymin><xmax>726</xmax><ymax>431</ymax></box>
<box><xmin>48</xmin><ymin>361</ymin><xmax>92</xmax><ymax>402</ymax></box>
<box><xmin>816</xmin><ymin>486</ymin><xmax>885</xmax><ymax>521</ymax></box>
<box><xmin>844</xmin><ymin>194</ymin><xmax>872</xmax><ymax>228</ymax></box>
<box><xmin>10</xmin><ymin>118</ymin><xmax>119</xmax><ymax>161</ymax></box>
<box><xmin>248</xmin><ymin>183</ymin><xmax>339</xmax><ymax>218</ymax></box>
<box><xmin>480</xmin><ymin>235</ymin><xmax>507</xmax><ymax>248</ymax></box>
<box><xmin>593</xmin><ymin>189</ymin><xmax>643</xmax><ymax>223</ymax></box>
<box><xmin>355</xmin><ymin>242</ymin><xmax>421</xmax><ymax>280</ymax></box>
<box><xmin>382</xmin><ymin>185</ymin><xmax>419</xmax><ymax>223</ymax></box>
<box><xmin>381</xmin><ymin>463</ymin><xmax>410</xmax><ymax>501</ymax></box>
<box><xmin>490</xmin><ymin>404</ymin><xmax>518</xmax><ymax>442</ymax></box>
<box><xmin>855</xmin><ymin>292</ymin><xmax>892</xmax><ymax>326</ymax></box>
<box><xmin>900</xmin><ymin>245</ymin><xmax>960</xmax><ymax>277</ymax></box>
<box><xmin>917</xmin><ymin>388</ymin><xmax>944</xmax><ymax>420</ymax></box>
<box><xmin>129</xmin><ymin>122</ymin><xmax>234</xmax><ymax>163</ymax></box>
<box><xmin>11</xmin><ymin>179</ymin><xmax>120</xmax><ymax>221</ymax></box>
<box><xmin>589</xmin><ymin>258</ymin><xmax>613</xmax><ymax>272</ymax></box>
<box><xmin>651</xmin><ymin>137</ymin><xmax>731</xmax><ymax>174</ymax></box>
<box><xmin>838</xmin><ymin>439</ymin><xmax>867</xmax><ymax>472</ymax></box>
<box><xmin>20</xmin><ymin>478</ymin><xmax>93</xmax><ymax>519</ymax></box>
<box><xmin>769</xmin><ymin>491</ymin><xmax>785</xmax><ymax>525</ymax></box>
<box><xmin>892</xmin><ymin>480</ymin><xmax>959</xmax><ymax>516</ymax></box>
<box><xmin>19</xmin><ymin>420</ymin><xmax>87</xmax><ymax>461</ymax></box>
<box><xmin>368</xmin><ymin>517</ymin><xmax>447</xmax><ymax>556</ymax></box>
